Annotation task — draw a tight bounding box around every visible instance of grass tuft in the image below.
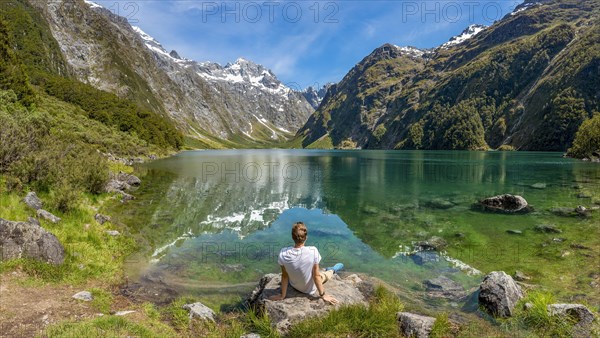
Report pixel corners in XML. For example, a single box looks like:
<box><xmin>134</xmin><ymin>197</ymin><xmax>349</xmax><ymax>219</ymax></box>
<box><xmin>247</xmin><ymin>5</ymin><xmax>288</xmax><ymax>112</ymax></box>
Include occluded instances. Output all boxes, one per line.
<box><xmin>287</xmin><ymin>285</ymin><xmax>403</xmax><ymax>337</ymax></box>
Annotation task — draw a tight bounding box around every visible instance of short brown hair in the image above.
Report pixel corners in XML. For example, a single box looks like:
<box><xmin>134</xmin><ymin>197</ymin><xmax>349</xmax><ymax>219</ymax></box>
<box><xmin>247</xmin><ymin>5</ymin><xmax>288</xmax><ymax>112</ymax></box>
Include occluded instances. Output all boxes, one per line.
<box><xmin>292</xmin><ymin>222</ymin><xmax>307</xmax><ymax>244</ymax></box>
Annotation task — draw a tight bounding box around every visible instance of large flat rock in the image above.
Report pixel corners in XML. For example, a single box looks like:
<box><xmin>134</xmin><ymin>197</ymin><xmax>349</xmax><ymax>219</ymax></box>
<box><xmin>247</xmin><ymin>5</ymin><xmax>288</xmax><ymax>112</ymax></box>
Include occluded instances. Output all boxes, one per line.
<box><xmin>247</xmin><ymin>273</ymin><xmax>371</xmax><ymax>333</ymax></box>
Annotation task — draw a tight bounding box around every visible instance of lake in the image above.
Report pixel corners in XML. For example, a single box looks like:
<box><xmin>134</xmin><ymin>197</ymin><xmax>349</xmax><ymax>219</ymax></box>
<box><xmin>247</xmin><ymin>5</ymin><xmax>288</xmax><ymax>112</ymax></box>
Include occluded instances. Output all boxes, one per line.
<box><xmin>110</xmin><ymin>150</ymin><xmax>600</xmax><ymax>311</ymax></box>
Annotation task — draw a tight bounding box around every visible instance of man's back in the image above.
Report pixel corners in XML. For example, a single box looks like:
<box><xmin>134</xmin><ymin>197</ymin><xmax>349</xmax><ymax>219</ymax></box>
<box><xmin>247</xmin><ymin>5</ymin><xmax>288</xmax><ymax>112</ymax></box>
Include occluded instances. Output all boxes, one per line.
<box><xmin>278</xmin><ymin>245</ymin><xmax>321</xmax><ymax>296</ymax></box>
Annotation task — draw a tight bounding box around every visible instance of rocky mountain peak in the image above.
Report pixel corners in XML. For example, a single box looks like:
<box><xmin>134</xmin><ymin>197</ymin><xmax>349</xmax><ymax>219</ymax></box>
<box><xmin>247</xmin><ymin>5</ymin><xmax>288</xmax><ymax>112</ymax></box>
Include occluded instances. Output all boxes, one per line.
<box><xmin>302</xmin><ymin>83</ymin><xmax>334</xmax><ymax>110</ymax></box>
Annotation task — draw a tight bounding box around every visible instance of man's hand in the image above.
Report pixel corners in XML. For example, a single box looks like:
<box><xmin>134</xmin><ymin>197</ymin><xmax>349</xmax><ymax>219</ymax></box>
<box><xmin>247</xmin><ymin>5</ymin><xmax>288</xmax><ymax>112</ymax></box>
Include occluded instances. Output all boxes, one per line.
<box><xmin>322</xmin><ymin>294</ymin><xmax>338</xmax><ymax>305</ymax></box>
<box><xmin>269</xmin><ymin>294</ymin><xmax>285</xmax><ymax>301</ymax></box>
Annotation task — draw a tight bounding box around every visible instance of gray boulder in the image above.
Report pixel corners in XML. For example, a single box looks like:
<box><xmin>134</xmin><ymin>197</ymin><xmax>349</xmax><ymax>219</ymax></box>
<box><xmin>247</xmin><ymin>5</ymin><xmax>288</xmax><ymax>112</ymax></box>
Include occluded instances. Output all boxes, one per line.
<box><xmin>478</xmin><ymin>271</ymin><xmax>523</xmax><ymax>317</ymax></box>
<box><xmin>182</xmin><ymin>302</ymin><xmax>215</xmax><ymax>322</ymax></box>
<box><xmin>94</xmin><ymin>213</ymin><xmax>111</xmax><ymax>225</ymax></box>
<box><xmin>116</xmin><ymin>172</ymin><xmax>141</xmax><ymax>187</ymax></box>
<box><xmin>247</xmin><ymin>273</ymin><xmax>370</xmax><ymax>333</ymax></box>
<box><xmin>36</xmin><ymin>209</ymin><xmax>61</xmax><ymax>223</ymax></box>
<box><xmin>105</xmin><ymin>179</ymin><xmax>130</xmax><ymax>193</ymax></box>
<box><xmin>424</xmin><ymin>276</ymin><xmax>467</xmax><ymax>301</ymax></box>
<box><xmin>476</xmin><ymin>194</ymin><xmax>530</xmax><ymax>214</ymax></box>
<box><xmin>23</xmin><ymin>192</ymin><xmax>43</xmax><ymax>210</ymax></box>
<box><xmin>397</xmin><ymin>312</ymin><xmax>436</xmax><ymax>338</ymax></box>
<box><xmin>0</xmin><ymin>218</ymin><xmax>65</xmax><ymax>265</ymax></box>
<box><xmin>548</xmin><ymin>303</ymin><xmax>595</xmax><ymax>337</ymax></box>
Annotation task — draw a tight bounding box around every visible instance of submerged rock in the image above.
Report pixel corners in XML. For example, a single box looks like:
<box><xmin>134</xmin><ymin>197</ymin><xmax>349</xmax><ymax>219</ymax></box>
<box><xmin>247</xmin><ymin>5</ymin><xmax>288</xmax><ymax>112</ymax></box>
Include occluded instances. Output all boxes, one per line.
<box><xmin>411</xmin><ymin>251</ymin><xmax>441</xmax><ymax>265</ymax></box>
<box><xmin>414</xmin><ymin>236</ymin><xmax>448</xmax><ymax>251</ymax></box>
<box><xmin>397</xmin><ymin>312</ymin><xmax>435</xmax><ymax>338</ymax></box>
<box><xmin>476</xmin><ymin>194</ymin><xmax>531</xmax><ymax>214</ymax></box>
<box><xmin>530</xmin><ymin>183</ymin><xmax>547</xmax><ymax>189</ymax></box>
<box><xmin>423</xmin><ymin>276</ymin><xmax>467</xmax><ymax>301</ymax></box>
<box><xmin>478</xmin><ymin>271</ymin><xmax>523</xmax><ymax>318</ymax></box>
<box><xmin>0</xmin><ymin>218</ymin><xmax>65</xmax><ymax>265</ymax></box>
<box><xmin>534</xmin><ymin>224</ymin><xmax>562</xmax><ymax>233</ymax></box>
<box><xmin>423</xmin><ymin>198</ymin><xmax>455</xmax><ymax>209</ymax></box>
<box><xmin>247</xmin><ymin>273</ymin><xmax>371</xmax><ymax>333</ymax></box>
<box><xmin>183</xmin><ymin>302</ymin><xmax>215</xmax><ymax>322</ymax></box>
<box><xmin>550</xmin><ymin>206</ymin><xmax>591</xmax><ymax>218</ymax></box>
<box><xmin>23</xmin><ymin>192</ymin><xmax>43</xmax><ymax>210</ymax></box>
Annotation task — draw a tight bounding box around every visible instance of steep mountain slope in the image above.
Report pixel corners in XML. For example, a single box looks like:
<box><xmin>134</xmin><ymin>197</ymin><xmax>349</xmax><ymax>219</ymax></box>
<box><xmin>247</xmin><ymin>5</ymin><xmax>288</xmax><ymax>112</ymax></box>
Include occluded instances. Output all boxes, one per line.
<box><xmin>28</xmin><ymin>0</ymin><xmax>313</xmax><ymax>147</ymax></box>
<box><xmin>299</xmin><ymin>0</ymin><xmax>600</xmax><ymax>151</ymax></box>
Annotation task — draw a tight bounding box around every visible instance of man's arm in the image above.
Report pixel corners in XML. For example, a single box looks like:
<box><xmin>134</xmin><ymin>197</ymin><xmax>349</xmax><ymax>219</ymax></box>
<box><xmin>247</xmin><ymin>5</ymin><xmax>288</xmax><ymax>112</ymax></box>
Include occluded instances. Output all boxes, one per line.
<box><xmin>312</xmin><ymin>264</ymin><xmax>338</xmax><ymax>305</ymax></box>
<box><xmin>312</xmin><ymin>263</ymin><xmax>325</xmax><ymax>297</ymax></box>
<box><xmin>269</xmin><ymin>265</ymin><xmax>288</xmax><ymax>301</ymax></box>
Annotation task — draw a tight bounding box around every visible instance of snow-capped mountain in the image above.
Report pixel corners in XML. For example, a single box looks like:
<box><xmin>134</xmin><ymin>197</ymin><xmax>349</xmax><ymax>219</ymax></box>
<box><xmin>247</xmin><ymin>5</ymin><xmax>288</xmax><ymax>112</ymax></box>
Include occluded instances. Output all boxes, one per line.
<box><xmin>39</xmin><ymin>0</ymin><xmax>313</xmax><ymax>144</ymax></box>
<box><xmin>440</xmin><ymin>24</ymin><xmax>487</xmax><ymax>49</ymax></box>
<box><xmin>129</xmin><ymin>26</ymin><xmax>313</xmax><ymax>140</ymax></box>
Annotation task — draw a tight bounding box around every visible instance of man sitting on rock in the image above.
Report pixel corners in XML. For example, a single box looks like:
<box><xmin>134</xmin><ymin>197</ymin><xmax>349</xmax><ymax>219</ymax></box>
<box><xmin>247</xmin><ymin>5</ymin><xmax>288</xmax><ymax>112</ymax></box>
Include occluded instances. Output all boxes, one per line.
<box><xmin>269</xmin><ymin>222</ymin><xmax>344</xmax><ymax>305</ymax></box>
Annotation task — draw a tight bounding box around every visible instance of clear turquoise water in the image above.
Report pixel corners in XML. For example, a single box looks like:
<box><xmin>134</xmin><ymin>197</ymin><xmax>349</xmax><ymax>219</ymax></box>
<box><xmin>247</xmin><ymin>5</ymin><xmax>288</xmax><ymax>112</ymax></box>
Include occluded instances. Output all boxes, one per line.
<box><xmin>111</xmin><ymin>150</ymin><xmax>600</xmax><ymax>309</ymax></box>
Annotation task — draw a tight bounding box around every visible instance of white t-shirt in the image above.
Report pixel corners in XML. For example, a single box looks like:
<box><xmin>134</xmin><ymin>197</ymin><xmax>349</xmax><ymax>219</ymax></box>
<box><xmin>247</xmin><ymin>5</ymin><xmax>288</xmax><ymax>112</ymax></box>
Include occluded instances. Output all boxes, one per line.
<box><xmin>278</xmin><ymin>245</ymin><xmax>322</xmax><ymax>296</ymax></box>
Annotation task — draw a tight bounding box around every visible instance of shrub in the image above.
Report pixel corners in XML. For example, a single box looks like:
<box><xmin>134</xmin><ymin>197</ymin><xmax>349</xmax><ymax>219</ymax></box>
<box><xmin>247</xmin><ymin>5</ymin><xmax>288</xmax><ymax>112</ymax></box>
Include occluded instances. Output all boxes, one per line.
<box><xmin>567</xmin><ymin>113</ymin><xmax>600</xmax><ymax>159</ymax></box>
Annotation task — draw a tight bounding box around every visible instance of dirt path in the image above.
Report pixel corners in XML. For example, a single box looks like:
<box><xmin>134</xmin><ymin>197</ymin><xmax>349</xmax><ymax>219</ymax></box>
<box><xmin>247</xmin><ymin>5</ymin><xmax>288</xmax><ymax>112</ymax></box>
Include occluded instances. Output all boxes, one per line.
<box><xmin>0</xmin><ymin>270</ymin><xmax>121</xmax><ymax>338</ymax></box>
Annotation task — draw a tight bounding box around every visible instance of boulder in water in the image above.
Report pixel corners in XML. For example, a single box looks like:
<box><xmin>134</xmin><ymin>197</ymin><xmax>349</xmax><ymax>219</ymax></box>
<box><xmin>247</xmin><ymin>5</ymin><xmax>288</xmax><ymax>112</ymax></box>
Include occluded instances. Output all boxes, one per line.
<box><xmin>476</xmin><ymin>194</ymin><xmax>530</xmax><ymax>214</ymax></box>
<box><xmin>478</xmin><ymin>271</ymin><xmax>523</xmax><ymax>317</ymax></box>
<box><xmin>411</xmin><ymin>251</ymin><xmax>440</xmax><ymax>265</ymax></box>
<box><xmin>414</xmin><ymin>236</ymin><xmax>448</xmax><ymax>251</ymax></box>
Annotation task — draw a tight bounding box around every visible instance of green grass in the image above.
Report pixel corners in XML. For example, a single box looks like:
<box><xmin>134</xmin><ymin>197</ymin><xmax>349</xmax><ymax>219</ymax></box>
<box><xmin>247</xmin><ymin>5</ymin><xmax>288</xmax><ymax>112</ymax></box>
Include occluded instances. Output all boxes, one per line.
<box><xmin>306</xmin><ymin>134</ymin><xmax>334</xmax><ymax>149</ymax></box>
<box><xmin>0</xmin><ymin>189</ymin><xmax>137</xmax><ymax>286</ymax></box>
<box><xmin>287</xmin><ymin>285</ymin><xmax>403</xmax><ymax>337</ymax></box>
<box><xmin>161</xmin><ymin>297</ymin><xmax>196</xmax><ymax>331</ymax></box>
<box><xmin>509</xmin><ymin>291</ymin><xmax>575</xmax><ymax>337</ymax></box>
<box><xmin>44</xmin><ymin>315</ymin><xmax>177</xmax><ymax>338</ymax></box>
<box><xmin>430</xmin><ymin>313</ymin><xmax>453</xmax><ymax>338</ymax></box>
<box><xmin>90</xmin><ymin>288</ymin><xmax>113</xmax><ymax>314</ymax></box>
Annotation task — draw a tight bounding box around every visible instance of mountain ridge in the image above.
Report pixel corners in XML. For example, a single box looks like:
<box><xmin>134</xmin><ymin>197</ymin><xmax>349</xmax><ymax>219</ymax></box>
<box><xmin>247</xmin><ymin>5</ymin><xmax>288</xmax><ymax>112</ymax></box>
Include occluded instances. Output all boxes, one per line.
<box><xmin>298</xmin><ymin>0</ymin><xmax>599</xmax><ymax>152</ymax></box>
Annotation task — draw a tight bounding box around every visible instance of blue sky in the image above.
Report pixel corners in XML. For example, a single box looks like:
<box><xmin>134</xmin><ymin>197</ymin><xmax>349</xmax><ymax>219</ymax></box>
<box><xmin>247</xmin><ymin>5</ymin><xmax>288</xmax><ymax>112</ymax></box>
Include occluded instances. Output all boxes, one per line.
<box><xmin>99</xmin><ymin>1</ymin><xmax>522</xmax><ymax>89</ymax></box>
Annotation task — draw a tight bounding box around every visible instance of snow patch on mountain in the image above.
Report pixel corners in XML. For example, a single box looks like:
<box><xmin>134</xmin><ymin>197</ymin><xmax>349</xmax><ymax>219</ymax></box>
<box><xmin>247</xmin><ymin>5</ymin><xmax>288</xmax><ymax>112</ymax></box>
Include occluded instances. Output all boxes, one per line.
<box><xmin>510</xmin><ymin>0</ymin><xmax>549</xmax><ymax>16</ymax></box>
<box><xmin>440</xmin><ymin>24</ymin><xmax>487</xmax><ymax>49</ymax></box>
<box><xmin>83</xmin><ymin>0</ymin><xmax>102</xmax><ymax>9</ymax></box>
<box><xmin>393</xmin><ymin>45</ymin><xmax>426</xmax><ymax>57</ymax></box>
<box><xmin>132</xmin><ymin>26</ymin><xmax>189</xmax><ymax>64</ymax></box>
